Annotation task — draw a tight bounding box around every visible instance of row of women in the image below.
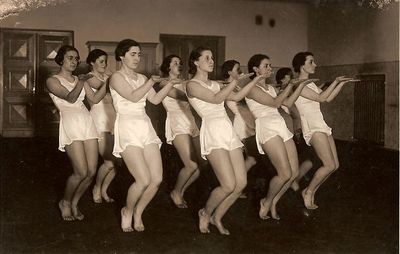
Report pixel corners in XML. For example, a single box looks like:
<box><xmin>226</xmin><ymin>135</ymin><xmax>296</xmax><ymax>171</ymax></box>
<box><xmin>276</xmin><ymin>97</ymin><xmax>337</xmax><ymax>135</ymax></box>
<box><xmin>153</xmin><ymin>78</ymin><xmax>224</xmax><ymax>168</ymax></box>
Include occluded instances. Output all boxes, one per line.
<box><xmin>47</xmin><ymin>39</ymin><xmax>358</xmax><ymax>235</ymax></box>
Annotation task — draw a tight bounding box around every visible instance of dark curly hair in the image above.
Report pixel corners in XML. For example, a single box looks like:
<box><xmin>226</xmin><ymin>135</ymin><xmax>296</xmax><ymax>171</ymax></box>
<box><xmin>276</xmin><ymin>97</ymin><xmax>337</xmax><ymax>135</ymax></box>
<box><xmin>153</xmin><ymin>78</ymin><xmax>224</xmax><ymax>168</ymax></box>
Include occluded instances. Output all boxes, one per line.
<box><xmin>115</xmin><ymin>39</ymin><xmax>141</xmax><ymax>62</ymax></box>
<box><xmin>247</xmin><ymin>54</ymin><xmax>269</xmax><ymax>80</ymax></box>
<box><xmin>275</xmin><ymin>67</ymin><xmax>292</xmax><ymax>84</ymax></box>
<box><xmin>86</xmin><ymin>49</ymin><xmax>107</xmax><ymax>68</ymax></box>
<box><xmin>221</xmin><ymin>60</ymin><xmax>240</xmax><ymax>80</ymax></box>
<box><xmin>54</xmin><ymin>45</ymin><xmax>79</xmax><ymax>66</ymax></box>
<box><xmin>292</xmin><ymin>51</ymin><xmax>313</xmax><ymax>73</ymax></box>
<box><xmin>160</xmin><ymin>54</ymin><xmax>182</xmax><ymax>77</ymax></box>
<box><xmin>188</xmin><ymin>46</ymin><xmax>212</xmax><ymax>75</ymax></box>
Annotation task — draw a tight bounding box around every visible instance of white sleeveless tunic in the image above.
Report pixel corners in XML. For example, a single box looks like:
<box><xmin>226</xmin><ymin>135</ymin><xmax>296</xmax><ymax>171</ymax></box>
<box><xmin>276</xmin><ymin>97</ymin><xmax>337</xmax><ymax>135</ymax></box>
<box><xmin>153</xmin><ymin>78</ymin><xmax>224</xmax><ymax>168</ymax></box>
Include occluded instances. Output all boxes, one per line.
<box><xmin>245</xmin><ymin>84</ymin><xmax>293</xmax><ymax>154</ymax></box>
<box><xmin>89</xmin><ymin>73</ymin><xmax>116</xmax><ymax>133</ymax></box>
<box><xmin>188</xmin><ymin>79</ymin><xmax>243</xmax><ymax>160</ymax></box>
<box><xmin>226</xmin><ymin>100</ymin><xmax>255</xmax><ymax>140</ymax></box>
<box><xmin>162</xmin><ymin>83</ymin><xmax>199</xmax><ymax>144</ymax></box>
<box><xmin>49</xmin><ymin>75</ymin><xmax>99</xmax><ymax>152</ymax></box>
<box><xmin>294</xmin><ymin>82</ymin><xmax>332</xmax><ymax>146</ymax></box>
<box><xmin>110</xmin><ymin>72</ymin><xmax>162</xmax><ymax>158</ymax></box>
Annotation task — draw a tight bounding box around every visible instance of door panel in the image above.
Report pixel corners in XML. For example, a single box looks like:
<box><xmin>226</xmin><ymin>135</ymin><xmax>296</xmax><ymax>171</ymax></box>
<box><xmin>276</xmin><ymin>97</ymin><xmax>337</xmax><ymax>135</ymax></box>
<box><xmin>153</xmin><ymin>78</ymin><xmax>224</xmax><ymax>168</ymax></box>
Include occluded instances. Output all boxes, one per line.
<box><xmin>2</xmin><ymin>31</ymin><xmax>36</xmax><ymax>136</ymax></box>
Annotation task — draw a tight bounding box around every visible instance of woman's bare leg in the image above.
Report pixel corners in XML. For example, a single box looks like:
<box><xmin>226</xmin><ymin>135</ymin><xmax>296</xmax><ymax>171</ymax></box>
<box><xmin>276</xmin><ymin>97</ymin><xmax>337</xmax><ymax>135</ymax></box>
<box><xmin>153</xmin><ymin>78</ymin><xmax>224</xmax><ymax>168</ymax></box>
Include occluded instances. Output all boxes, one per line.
<box><xmin>303</xmin><ymin>132</ymin><xmax>336</xmax><ymax>209</ymax></box>
<box><xmin>210</xmin><ymin>148</ymin><xmax>247</xmax><ymax>235</ymax></box>
<box><xmin>70</xmin><ymin>139</ymin><xmax>98</xmax><ymax>220</ymax></box>
<box><xmin>198</xmin><ymin>149</ymin><xmax>236</xmax><ymax>234</ymax></box>
<box><xmin>271</xmin><ymin>139</ymin><xmax>299</xmax><ymax>220</ymax></box>
<box><xmin>93</xmin><ymin>132</ymin><xmax>115</xmax><ymax>203</ymax></box>
<box><xmin>133</xmin><ymin>143</ymin><xmax>163</xmax><ymax>231</ymax></box>
<box><xmin>171</xmin><ymin>134</ymin><xmax>199</xmax><ymax>208</ymax></box>
<box><xmin>120</xmin><ymin>146</ymin><xmax>152</xmax><ymax>232</ymax></box>
<box><xmin>259</xmin><ymin>136</ymin><xmax>292</xmax><ymax>220</ymax></box>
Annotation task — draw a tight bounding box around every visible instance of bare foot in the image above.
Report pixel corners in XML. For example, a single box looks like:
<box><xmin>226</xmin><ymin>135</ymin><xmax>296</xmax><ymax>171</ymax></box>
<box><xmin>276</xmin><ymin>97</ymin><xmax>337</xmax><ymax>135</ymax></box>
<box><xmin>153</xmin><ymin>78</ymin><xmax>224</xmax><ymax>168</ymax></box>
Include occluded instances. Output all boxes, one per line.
<box><xmin>102</xmin><ymin>192</ymin><xmax>114</xmax><ymax>203</ymax></box>
<box><xmin>210</xmin><ymin>216</ymin><xmax>230</xmax><ymax>235</ymax></box>
<box><xmin>302</xmin><ymin>189</ymin><xmax>318</xmax><ymax>210</ymax></box>
<box><xmin>198</xmin><ymin>208</ymin><xmax>210</xmax><ymax>233</ymax></box>
<box><xmin>259</xmin><ymin>198</ymin><xmax>270</xmax><ymax>220</ymax></box>
<box><xmin>133</xmin><ymin>210</ymin><xmax>145</xmax><ymax>232</ymax></box>
<box><xmin>170</xmin><ymin>190</ymin><xmax>187</xmax><ymax>209</ymax></box>
<box><xmin>58</xmin><ymin>200</ymin><xmax>74</xmax><ymax>221</ymax></box>
<box><xmin>270</xmin><ymin>203</ymin><xmax>280</xmax><ymax>220</ymax></box>
<box><xmin>92</xmin><ymin>187</ymin><xmax>102</xmax><ymax>203</ymax></box>
<box><xmin>120</xmin><ymin>207</ymin><xmax>134</xmax><ymax>232</ymax></box>
<box><xmin>291</xmin><ymin>180</ymin><xmax>300</xmax><ymax>192</ymax></box>
<box><xmin>71</xmin><ymin>206</ymin><xmax>84</xmax><ymax>221</ymax></box>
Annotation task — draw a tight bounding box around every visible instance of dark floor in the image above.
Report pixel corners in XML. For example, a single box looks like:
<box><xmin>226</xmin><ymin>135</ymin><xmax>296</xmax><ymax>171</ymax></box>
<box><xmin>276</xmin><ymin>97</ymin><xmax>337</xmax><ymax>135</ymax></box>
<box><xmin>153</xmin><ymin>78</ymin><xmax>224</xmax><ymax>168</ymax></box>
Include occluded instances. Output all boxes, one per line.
<box><xmin>0</xmin><ymin>137</ymin><xmax>398</xmax><ymax>254</ymax></box>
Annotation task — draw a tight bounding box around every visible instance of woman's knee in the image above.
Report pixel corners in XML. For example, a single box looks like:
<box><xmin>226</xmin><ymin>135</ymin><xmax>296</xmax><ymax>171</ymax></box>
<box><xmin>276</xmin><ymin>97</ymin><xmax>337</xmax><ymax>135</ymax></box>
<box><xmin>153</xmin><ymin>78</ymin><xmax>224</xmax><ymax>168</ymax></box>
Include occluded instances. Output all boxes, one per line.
<box><xmin>234</xmin><ymin>178</ymin><xmax>247</xmax><ymax>193</ymax></box>
<box><xmin>220</xmin><ymin>180</ymin><xmax>236</xmax><ymax>194</ymax></box>
<box><xmin>277</xmin><ymin>168</ymin><xmax>292</xmax><ymax>182</ymax></box>
<box><xmin>72</xmin><ymin>170</ymin><xmax>87</xmax><ymax>181</ymax></box>
<box><xmin>150</xmin><ymin>174</ymin><xmax>163</xmax><ymax>187</ymax></box>
<box><xmin>322</xmin><ymin>159</ymin><xmax>336</xmax><ymax>172</ymax></box>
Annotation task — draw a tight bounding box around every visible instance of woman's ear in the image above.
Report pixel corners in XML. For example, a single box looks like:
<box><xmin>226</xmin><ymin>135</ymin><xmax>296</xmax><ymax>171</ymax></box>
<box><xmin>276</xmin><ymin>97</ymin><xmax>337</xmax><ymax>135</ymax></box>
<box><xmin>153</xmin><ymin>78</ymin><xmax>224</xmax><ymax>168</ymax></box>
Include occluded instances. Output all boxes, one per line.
<box><xmin>252</xmin><ymin>66</ymin><xmax>258</xmax><ymax>74</ymax></box>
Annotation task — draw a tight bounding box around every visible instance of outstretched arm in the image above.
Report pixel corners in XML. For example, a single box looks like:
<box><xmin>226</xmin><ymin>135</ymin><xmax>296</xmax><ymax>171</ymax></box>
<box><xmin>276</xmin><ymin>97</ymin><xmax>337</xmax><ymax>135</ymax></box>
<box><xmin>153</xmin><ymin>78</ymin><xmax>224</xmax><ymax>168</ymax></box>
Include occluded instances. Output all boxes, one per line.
<box><xmin>300</xmin><ymin>76</ymin><xmax>353</xmax><ymax>102</ymax></box>
<box><xmin>326</xmin><ymin>79</ymin><xmax>360</xmax><ymax>102</ymax></box>
<box><xmin>109</xmin><ymin>73</ymin><xmax>160</xmax><ymax>103</ymax></box>
<box><xmin>186</xmin><ymin>79</ymin><xmax>238</xmax><ymax>104</ymax></box>
<box><xmin>247</xmin><ymin>82</ymin><xmax>293</xmax><ymax>108</ymax></box>
<box><xmin>282</xmin><ymin>79</ymin><xmax>319</xmax><ymax>108</ymax></box>
<box><xmin>147</xmin><ymin>78</ymin><xmax>179</xmax><ymax>105</ymax></box>
<box><xmin>84</xmin><ymin>76</ymin><xmax>107</xmax><ymax>104</ymax></box>
<box><xmin>159</xmin><ymin>79</ymin><xmax>188</xmax><ymax>101</ymax></box>
<box><xmin>226</xmin><ymin>73</ymin><xmax>268</xmax><ymax>102</ymax></box>
<box><xmin>46</xmin><ymin>74</ymin><xmax>91</xmax><ymax>103</ymax></box>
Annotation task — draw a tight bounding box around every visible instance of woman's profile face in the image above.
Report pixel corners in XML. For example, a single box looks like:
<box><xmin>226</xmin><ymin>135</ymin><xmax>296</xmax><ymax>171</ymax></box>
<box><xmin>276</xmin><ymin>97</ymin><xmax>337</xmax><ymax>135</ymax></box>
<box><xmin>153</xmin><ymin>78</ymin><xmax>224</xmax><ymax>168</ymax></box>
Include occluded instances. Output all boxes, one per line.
<box><xmin>92</xmin><ymin>55</ymin><xmax>107</xmax><ymax>74</ymax></box>
<box><xmin>62</xmin><ymin>50</ymin><xmax>79</xmax><ymax>72</ymax></box>
<box><xmin>169</xmin><ymin>57</ymin><xmax>182</xmax><ymax>76</ymax></box>
<box><xmin>122</xmin><ymin>46</ymin><xmax>141</xmax><ymax>70</ymax></box>
<box><xmin>196</xmin><ymin>50</ymin><xmax>214</xmax><ymax>73</ymax></box>
<box><xmin>302</xmin><ymin>55</ymin><xmax>317</xmax><ymax>74</ymax></box>
<box><xmin>256</xmin><ymin>58</ymin><xmax>273</xmax><ymax>78</ymax></box>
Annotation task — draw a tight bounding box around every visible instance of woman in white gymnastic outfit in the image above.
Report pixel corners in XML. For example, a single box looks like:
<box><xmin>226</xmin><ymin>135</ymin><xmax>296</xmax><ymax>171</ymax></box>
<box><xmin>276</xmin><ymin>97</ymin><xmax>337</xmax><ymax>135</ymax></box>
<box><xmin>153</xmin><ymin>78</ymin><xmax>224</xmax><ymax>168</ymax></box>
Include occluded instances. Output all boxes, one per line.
<box><xmin>159</xmin><ymin>55</ymin><xmax>201</xmax><ymax>208</ymax></box>
<box><xmin>292</xmin><ymin>51</ymin><xmax>357</xmax><ymax>209</ymax></box>
<box><xmin>245</xmin><ymin>54</ymin><xmax>315</xmax><ymax>220</ymax></box>
<box><xmin>222</xmin><ymin>60</ymin><xmax>258</xmax><ymax>174</ymax></box>
<box><xmin>109</xmin><ymin>39</ymin><xmax>177</xmax><ymax>232</ymax></box>
<box><xmin>47</xmin><ymin>45</ymin><xmax>103</xmax><ymax>221</ymax></box>
<box><xmin>85</xmin><ymin>49</ymin><xmax>117</xmax><ymax>203</ymax></box>
<box><xmin>186</xmin><ymin>47</ymin><xmax>259</xmax><ymax>235</ymax></box>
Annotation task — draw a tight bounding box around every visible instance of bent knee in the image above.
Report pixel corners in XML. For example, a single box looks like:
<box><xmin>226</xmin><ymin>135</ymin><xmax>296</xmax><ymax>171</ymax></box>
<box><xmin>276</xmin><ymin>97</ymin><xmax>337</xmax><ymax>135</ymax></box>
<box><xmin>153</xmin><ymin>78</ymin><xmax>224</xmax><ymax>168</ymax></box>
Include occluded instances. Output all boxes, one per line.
<box><xmin>150</xmin><ymin>175</ymin><xmax>163</xmax><ymax>186</ymax></box>
<box><xmin>221</xmin><ymin>182</ymin><xmax>236</xmax><ymax>194</ymax></box>
<box><xmin>234</xmin><ymin>179</ymin><xmax>247</xmax><ymax>193</ymax></box>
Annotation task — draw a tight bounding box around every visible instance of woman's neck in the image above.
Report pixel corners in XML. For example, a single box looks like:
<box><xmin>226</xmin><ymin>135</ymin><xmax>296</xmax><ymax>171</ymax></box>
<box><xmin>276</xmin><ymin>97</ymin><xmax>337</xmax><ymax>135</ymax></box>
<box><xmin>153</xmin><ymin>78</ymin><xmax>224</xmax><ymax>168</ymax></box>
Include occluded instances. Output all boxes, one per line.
<box><xmin>58</xmin><ymin>69</ymin><xmax>73</xmax><ymax>79</ymax></box>
<box><xmin>299</xmin><ymin>71</ymin><xmax>309</xmax><ymax>80</ymax></box>
<box><xmin>169</xmin><ymin>73</ymin><xmax>179</xmax><ymax>80</ymax></box>
<box><xmin>121</xmin><ymin>65</ymin><xmax>137</xmax><ymax>76</ymax></box>
<box><xmin>193</xmin><ymin>70</ymin><xmax>208</xmax><ymax>82</ymax></box>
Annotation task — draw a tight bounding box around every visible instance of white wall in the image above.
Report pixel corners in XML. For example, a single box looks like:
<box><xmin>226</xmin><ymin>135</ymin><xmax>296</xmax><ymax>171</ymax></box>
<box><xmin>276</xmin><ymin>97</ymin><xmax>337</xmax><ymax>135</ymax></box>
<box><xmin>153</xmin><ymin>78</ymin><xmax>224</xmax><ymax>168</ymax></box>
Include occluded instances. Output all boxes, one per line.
<box><xmin>0</xmin><ymin>0</ymin><xmax>308</xmax><ymax>67</ymax></box>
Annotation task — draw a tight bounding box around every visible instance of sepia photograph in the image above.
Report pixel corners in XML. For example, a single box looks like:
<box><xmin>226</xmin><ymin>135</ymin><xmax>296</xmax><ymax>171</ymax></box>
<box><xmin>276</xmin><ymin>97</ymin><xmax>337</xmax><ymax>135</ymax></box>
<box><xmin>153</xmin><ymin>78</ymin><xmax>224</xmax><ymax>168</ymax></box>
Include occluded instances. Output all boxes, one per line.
<box><xmin>0</xmin><ymin>0</ymin><xmax>398</xmax><ymax>253</ymax></box>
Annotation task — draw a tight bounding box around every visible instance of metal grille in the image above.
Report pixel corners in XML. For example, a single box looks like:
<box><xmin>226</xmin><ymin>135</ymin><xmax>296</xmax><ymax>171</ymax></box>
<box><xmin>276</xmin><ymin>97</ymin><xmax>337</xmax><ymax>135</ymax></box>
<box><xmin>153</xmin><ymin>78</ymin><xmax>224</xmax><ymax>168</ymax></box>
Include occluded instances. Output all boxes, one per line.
<box><xmin>354</xmin><ymin>74</ymin><xmax>385</xmax><ymax>145</ymax></box>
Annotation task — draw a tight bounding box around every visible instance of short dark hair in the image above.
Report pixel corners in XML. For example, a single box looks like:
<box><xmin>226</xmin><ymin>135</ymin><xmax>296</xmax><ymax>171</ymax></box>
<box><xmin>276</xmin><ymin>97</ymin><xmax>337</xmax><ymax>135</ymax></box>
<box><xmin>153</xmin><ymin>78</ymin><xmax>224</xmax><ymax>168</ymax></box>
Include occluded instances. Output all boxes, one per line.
<box><xmin>292</xmin><ymin>51</ymin><xmax>313</xmax><ymax>73</ymax></box>
<box><xmin>54</xmin><ymin>45</ymin><xmax>79</xmax><ymax>66</ymax></box>
<box><xmin>188</xmin><ymin>46</ymin><xmax>212</xmax><ymax>75</ymax></box>
<box><xmin>86</xmin><ymin>49</ymin><xmax>107</xmax><ymax>67</ymax></box>
<box><xmin>115</xmin><ymin>39</ymin><xmax>141</xmax><ymax>62</ymax></box>
<box><xmin>247</xmin><ymin>54</ymin><xmax>269</xmax><ymax>79</ymax></box>
<box><xmin>160</xmin><ymin>54</ymin><xmax>181</xmax><ymax>77</ymax></box>
<box><xmin>275</xmin><ymin>67</ymin><xmax>292</xmax><ymax>84</ymax></box>
<box><xmin>221</xmin><ymin>60</ymin><xmax>240</xmax><ymax>80</ymax></box>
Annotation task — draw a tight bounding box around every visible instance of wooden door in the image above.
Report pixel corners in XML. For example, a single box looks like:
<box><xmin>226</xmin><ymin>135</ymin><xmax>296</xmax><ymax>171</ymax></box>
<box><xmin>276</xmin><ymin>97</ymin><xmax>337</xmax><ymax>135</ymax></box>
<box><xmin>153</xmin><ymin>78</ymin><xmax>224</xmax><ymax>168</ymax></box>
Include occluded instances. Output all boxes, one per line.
<box><xmin>1</xmin><ymin>28</ymin><xmax>73</xmax><ymax>137</ymax></box>
<box><xmin>1</xmin><ymin>30</ymin><xmax>36</xmax><ymax>137</ymax></box>
<box><xmin>160</xmin><ymin>34</ymin><xmax>225</xmax><ymax>80</ymax></box>
<box><xmin>35</xmin><ymin>31</ymin><xmax>73</xmax><ymax>136</ymax></box>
